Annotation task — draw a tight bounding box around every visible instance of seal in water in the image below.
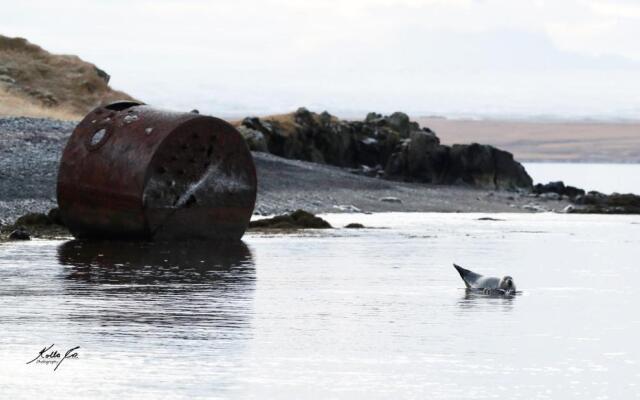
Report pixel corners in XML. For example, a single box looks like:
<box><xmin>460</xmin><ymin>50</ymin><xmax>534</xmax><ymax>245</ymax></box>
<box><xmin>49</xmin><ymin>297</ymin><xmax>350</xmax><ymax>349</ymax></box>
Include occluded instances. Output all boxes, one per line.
<box><xmin>453</xmin><ymin>264</ymin><xmax>516</xmax><ymax>295</ymax></box>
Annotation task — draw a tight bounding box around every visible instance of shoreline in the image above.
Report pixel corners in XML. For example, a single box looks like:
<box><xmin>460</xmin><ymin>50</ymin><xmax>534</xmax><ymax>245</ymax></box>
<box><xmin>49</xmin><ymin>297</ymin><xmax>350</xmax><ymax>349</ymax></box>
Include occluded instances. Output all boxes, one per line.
<box><xmin>2</xmin><ymin>210</ymin><xmax>638</xmax><ymax>244</ymax></box>
<box><xmin>420</xmin><ymin>117</ymin><xmax>640</xmax><ymax>163</ymax></box>
<box><xmin>0</xmin><ymin>116</ymin><xmax>571</xmax><ymax>225</ymax></box>
<box><xmin>252</xmin><ymin>152</ymin><xmax>569</xmax><ymax>215</ymax></box>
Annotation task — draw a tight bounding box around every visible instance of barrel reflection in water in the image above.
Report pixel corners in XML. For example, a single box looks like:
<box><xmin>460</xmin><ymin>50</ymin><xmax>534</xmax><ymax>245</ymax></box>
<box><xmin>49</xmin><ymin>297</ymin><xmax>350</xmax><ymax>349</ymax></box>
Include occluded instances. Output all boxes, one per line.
<box><xmin>57</xmin><ymin>240</ymin><xmax>255</xmax><ymax>335</ymax></box>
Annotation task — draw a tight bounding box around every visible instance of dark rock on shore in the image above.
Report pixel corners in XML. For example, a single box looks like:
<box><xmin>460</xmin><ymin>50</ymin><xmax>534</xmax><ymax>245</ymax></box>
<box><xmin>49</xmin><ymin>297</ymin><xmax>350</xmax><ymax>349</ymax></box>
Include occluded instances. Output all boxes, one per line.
<box><xmin>15</xmin><ymin>212</ymin><xmax>51</xmax><ymax>226</ymax></box>
<box><xmin>570</xmin><ymin>192</ymin><xmax>640</xmax><ymax>214</ymax></box>
<box><xmin>47</xmin><ymin>207</ymin><xmax>65</xmax><ymax>226</ymax></box>
<box><xmin>237</xmin><ymin>125</ymin><xmax>268</xmax><ymax>152</ymax></box>
<box><xmin>533</xmin><ymin>181</ymin><xmax>585</xmax><ymax>200</ymax></box>
<box><xmin>9</xmin><ymin>228</ymin><xmax>30</xmax><ymax>240</ymax></box>
<box><xmin>1</xmin><ymin>208</ymin><xmax>71</xmax><ymax>241</ymax></box>
<box><xmin>13</xmin><ymin>209</ymin><xmax>66</xmax><ymax>227</ymax></box>
<box><xmin>388</xmin><ymin>141</ymin><xmax>532</xmax><ymax>190</ymax></box>
<box><xmin>248</xmin><ymin>209</ymin><xmax>332</xmax><ymax>230</ymax></box>
<box><xmin>238</xmin><ymin>108</ymin><xmax>532</xmax><ymax>191</ymax></box>
<box><xmin>344</xmin><ymin>223</ymin><xmax>365</xmax><ymax>229</ymax></box>
<box><xmin>532</xmin><ymin>180</ymin><xmax>640</xmax><ymax>214</ymax></box>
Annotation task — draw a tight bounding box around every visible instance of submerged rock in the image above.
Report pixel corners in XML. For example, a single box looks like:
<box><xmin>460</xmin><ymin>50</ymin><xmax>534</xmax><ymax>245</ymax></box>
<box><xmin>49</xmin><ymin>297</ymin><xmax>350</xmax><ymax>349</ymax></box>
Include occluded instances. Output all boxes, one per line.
<box><xmin>344</xmin><ymin>223</ymin><xmax>365</xmax><ymax>229</ymax></box>
<box><xmin>248</xmin><ymin>209</ymin><xmax>332</xmax><ymax>229</ymax></box>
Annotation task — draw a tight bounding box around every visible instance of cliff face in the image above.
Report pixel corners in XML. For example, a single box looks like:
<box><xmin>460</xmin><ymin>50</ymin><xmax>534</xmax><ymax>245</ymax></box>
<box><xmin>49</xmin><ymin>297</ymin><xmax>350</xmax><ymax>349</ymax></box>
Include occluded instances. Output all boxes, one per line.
<box><xmin>0</xmin><ymin>35</ymin><xmax>134</xmax><ymax>119</ymax></box>
<box><xmin>238</xmin><ymin>108</ymin><xmax>533</xmax><ymax>191</ymax></box>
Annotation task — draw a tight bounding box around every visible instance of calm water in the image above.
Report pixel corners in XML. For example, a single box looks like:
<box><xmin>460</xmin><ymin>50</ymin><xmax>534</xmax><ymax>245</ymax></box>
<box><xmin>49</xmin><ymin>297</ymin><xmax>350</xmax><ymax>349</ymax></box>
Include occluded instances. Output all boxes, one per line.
<box><xmin>524</xmin><ymin>162</ymin><xmax>640</xmax><ymax>194</ymax></box>
<box><xmin>1</xmin><ymin>212</ymin><xmax>640</xmax><ymax>399</ymax></box>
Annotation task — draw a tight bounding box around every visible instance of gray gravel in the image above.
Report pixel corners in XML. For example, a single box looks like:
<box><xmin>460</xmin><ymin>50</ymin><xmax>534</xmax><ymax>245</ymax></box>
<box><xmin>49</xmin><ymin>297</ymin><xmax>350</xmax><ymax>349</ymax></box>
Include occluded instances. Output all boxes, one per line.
<box><xmin>0</xmin><ymin>117</ymin><xmax>76</xmax><ymax>224</ymax></box>
<box><xmin>252</xmin><ymin>152</ymin><xmax>570</xmax><ymax>215</ymax></box>
<box><xmin>0</xmin><ymin>117</ymin><xmax>570</xmax><ymax>225</ymax></box>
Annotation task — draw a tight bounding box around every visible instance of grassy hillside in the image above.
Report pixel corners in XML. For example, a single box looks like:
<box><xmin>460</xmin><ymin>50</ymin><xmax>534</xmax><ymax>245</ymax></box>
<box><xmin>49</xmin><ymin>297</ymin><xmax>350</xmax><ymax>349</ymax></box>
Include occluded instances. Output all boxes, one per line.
<box><xmin>0</xmin><ymin>35</ymin><xmax>134</xmax><ymax>120</ymax></box>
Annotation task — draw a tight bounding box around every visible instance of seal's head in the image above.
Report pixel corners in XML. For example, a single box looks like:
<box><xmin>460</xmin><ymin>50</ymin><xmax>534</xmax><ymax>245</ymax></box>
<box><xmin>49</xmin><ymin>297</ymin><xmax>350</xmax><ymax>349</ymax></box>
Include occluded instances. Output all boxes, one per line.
<box><xmin>499</xmin><ymin>276</ymin><xmax>516</xmax><ymax>292</ymax></box>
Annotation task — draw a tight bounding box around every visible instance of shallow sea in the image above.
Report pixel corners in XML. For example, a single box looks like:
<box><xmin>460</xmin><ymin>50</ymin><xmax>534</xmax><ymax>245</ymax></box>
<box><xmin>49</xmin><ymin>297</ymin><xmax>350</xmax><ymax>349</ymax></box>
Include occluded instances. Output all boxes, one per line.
<box><xmin>1</xmin><ymin>212</ymin><xmax>639</xmax><ymax>399</ymax></box>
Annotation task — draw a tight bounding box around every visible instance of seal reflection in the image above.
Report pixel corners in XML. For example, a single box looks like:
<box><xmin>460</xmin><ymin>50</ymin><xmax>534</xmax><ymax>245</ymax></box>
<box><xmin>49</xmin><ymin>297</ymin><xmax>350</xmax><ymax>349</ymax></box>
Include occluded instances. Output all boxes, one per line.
<box><xmin>456</xmin><ymin>288</ymin><xmax>518</xmax><ymax>313</ymax></box>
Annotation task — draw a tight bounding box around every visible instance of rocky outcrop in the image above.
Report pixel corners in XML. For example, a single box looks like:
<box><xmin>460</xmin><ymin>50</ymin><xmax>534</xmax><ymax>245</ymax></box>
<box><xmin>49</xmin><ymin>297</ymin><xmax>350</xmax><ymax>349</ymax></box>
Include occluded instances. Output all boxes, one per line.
<box><xmin>248</xmin><ymin>209</ymin><xmax>332</xmax><ymax>229</ymax></box>
<box><xmin>238</xmin><ymin>108</ymin><xmax>532</xmax><ymax>190</ymax></box>
<box><xmin>571</xmin><ymin>192</ymin><xmax>640</xmax><ymax>214</ymax></box>
<box><xmin>533</xmin><ymin>181</ymin><xmax>640</xmax><ymax>214</ymax></box>
<box><xmin>533</xmin><ymin>181</ymin><xmax>585</xmax><ymax>200</ymax></box>
<box><xmin>385</xmin><ymin>141</ymin><xmax>532</xmax><ymax>189</ymax></box>
<box><xmin>0</xmin><ymin>209</ymin><xmax>69</xmax><ymax>241</ymax></box>
<box><xmin>240</xmin><ymin>108</ymin><xmax>402</xmax><ymax>168</ymax></box>
<box><xmin>236</xmin><ymin>125</ymin><xmax>268</xmax><ymax>152</ymax></box>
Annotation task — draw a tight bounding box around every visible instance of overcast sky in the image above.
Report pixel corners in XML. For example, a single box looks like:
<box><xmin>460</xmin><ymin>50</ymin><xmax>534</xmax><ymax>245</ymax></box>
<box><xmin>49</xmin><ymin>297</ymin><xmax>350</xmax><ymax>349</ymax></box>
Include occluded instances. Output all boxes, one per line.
<box><xmin>2</xmin><ymin>0</ymin><xmax>640</xmax><ymax>119</ymax></box>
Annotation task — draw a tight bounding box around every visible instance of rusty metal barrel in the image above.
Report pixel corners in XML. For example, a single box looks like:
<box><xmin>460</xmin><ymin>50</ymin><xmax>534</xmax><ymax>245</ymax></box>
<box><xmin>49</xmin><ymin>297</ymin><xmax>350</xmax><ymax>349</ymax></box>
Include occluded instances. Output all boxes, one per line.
<box><xmin>57</xmin><ymin>101</ymin><xmax>257</xmax><ymax>241</ymax></box>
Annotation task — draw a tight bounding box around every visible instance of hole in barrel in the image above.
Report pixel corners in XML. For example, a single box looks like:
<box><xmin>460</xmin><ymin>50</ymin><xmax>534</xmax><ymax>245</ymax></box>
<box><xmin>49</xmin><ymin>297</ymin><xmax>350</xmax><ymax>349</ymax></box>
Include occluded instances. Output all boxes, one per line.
<box><xmin>104</xmin><ymin>101</ymin><xmax>142</xmax><ymax>111</ymax></box>
<box><xmin>90</xmin><ymin>129</ymin><xmax>107</xmax><ymax>146</ymax></box>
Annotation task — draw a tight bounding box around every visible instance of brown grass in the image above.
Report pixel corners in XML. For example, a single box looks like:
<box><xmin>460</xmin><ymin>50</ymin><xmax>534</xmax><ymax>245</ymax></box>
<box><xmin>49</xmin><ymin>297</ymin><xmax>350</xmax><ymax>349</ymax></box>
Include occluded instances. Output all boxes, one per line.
<box><xmin>230</xmin><ymin>110</ymin><xmax>342</xmax><ymax>138</ymax></box>
<box><xmin>0</xmin><ymin>86</ymin><xmax>80</xmax><ymax>120</ymax></box>
<box><xmin>0</xmin><ymin>35</ymin><xmax>135</xmax><ymax>119</ymax></box>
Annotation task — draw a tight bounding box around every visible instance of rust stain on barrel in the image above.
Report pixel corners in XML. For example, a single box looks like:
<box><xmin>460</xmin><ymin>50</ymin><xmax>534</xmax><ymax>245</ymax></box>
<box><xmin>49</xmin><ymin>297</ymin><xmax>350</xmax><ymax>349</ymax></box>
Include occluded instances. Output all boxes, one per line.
<box><xmin>57</xmin><ymin>101</ymin><xmax>257</xmax><ymax>240</ymax></box>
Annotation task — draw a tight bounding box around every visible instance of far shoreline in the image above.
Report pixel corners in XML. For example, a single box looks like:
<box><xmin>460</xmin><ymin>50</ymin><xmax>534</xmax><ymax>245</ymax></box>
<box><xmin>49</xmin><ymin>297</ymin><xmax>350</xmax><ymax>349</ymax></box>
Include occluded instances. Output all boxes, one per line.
<box><xmin>208</xmin><ymin>111</ymin><xmax>640</xmax><ymax>164</ymax></box>
<box><xmin>417</xmin><ymin>117</ymin><xmax>640</xmax><ymax>163</ymax></box>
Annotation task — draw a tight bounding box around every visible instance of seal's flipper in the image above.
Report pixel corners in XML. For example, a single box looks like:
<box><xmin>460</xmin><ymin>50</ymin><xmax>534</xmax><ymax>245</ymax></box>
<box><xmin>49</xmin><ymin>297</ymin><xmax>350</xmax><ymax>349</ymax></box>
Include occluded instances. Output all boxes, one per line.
<box><xmin>453</xmin><ymin>264</ymin><xmax>482</xmax><ymax>288</ymax></box>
